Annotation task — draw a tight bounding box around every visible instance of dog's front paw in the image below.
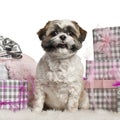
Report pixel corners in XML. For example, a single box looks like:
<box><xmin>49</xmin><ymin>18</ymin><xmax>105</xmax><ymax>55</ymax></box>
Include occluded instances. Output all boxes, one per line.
<box><xmin>79</xmin><ymin>90</ymin><xmax>89</xmax><ymax>109</ymax></box>
<box><xmin>67</xmin><ymin>101</ymin><xmax>78</xmax><ymax>112</ymax></box>
<box><xmin>67</xmin><ymin>107</ymin><xmax>78</xmax><ymax>112</ymax></box>
<box><xmin>32</xmin><ymin>107</ymin><xmax>43</xmax><ymax>113</ymax></box>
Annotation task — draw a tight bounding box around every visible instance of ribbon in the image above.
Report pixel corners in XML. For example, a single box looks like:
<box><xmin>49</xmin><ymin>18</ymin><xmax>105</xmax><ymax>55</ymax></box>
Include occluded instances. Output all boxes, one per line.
<box><xmin>84</xmin><ymin>80</ymin><xmax>116</xmax><ymax>89</ymax></box>
<box><xmin>94</xmin><ymin>28</ymin><xmax>117</xmax><ymax>57</ymax></box>
<box><xmin>0</xmin><ymin>36</ymin><xmax>22</xmax><ymax>59</ymax></box>
<box><xmin>18</xmin><ymin>80</ymin><xmax>28</xmax><ymax>110</ymax></box>
<box><xmin>27</xmin><ymin>79</ymin><xmax>35</xmax><ymax>96</ymax></box>
<box><xmin>0</xmin><ymin>101</ymin><xmax>27</xmax><ymax>105</ymax></box>
<box><xmin>0</xmin><ymin>100</ymin><xmax>28</xmax><ymax>111</ymax></box>
<box><xmin>87</xmin><ymin>62</ymin><xmax>97</xmax><ymax>109</ymax></box>
<box><xmin>87</xmin><ymin>61</ymin><xmax>113</xmax><ymax>109</ymax></box>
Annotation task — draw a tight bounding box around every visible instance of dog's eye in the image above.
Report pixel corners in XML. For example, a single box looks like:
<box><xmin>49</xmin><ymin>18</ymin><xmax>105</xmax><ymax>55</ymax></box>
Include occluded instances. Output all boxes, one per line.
<box><xmin>67</xmin><ymin>31</ymin><xmax>75</xmax><ymax>36</ymax></box>
<box><xmin>50</xmin><ymin>31</ymin><xmax>58</xmax><ymax>36</ymax></box>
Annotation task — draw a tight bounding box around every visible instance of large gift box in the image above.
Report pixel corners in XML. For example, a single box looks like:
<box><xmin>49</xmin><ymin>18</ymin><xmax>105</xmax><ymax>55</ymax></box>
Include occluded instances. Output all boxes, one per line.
<box><xmin>86</xmin><ymin>60</ymin><xmax>120</xmax><ymax>80</ymax></box>
<box><xmin>117</xmin><ymin>87</ymin><xmax>120</xmax><ymax>112</ymax></box>
<box><xmin>93</xmin><ymin>27</ymin><xmax>120</xmax><ymax>60</ymax></box>
<box><xmin>0</xmin><ymin>80</ymin><xmax>28</xmax><ymax>111</ymax></box>
<box><xmin>84</xmin><ymin>80</ymin><xmax>117</xmax><ymax>111</ymax></box>
<box><xmin>85</xmin><ymin>60</ymin><xmax>120</xmax><ymax>111</ymax></box>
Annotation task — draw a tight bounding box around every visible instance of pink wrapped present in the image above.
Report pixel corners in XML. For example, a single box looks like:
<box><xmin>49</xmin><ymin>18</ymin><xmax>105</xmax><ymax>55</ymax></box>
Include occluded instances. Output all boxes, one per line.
<box><xmin>93</xmin><ymin>26</ymin><xmax>120</xmax><ymax>60</ymax></box>
<box><xmin>84</xmin><ymin>80</ymin><xmax>117</xmax><ymax>112</ymax></box>
<box><xmin>0</xmin><ymin>54</ymin><xmax>37</xmax><ymax>107</ymax></box>
<box><xmin>86</xmin><ymin>60</ymin><xmax>120</xmax><ymax>80</ymax></box>
<box><xmin>85</xmin><ymin>60</ymin><xmax>120</xmax><ymax>111</ymax></box>
<box><xmin>0</xmin><ymin>80</ymin><xmax>28</xmax><ymax>111</ymax></box>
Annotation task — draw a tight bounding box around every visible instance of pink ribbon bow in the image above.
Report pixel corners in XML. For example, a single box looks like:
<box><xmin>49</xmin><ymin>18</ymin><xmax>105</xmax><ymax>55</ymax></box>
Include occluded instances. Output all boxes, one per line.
<box><xmin>109</xmin><ymin>64</ymin><xmax>120</xmax><ymax>87</ymax></box>
<box><xmin>94</xmin><ymin>28</ymin><xmax>117</xmax><ymax>57</ymax></box>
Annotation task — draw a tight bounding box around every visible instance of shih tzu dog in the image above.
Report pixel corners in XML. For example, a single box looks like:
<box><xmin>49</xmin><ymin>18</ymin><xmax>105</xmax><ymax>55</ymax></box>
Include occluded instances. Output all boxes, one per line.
<box><xmin>33</xmin><ymin>20</ymin><xmax>89</xmax><ymax>112</ymax></box>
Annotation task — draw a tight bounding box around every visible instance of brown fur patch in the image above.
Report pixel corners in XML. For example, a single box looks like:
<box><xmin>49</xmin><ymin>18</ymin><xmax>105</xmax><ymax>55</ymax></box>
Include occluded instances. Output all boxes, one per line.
<box><xmin>37</xmin><ymin>21</ymin><xmax>51</xmax><ymax>40</ymax></box>
<box><xmin>72</xmin><ymin>21</ymin><xmax>87</xmax><ymax>43</ymax></box>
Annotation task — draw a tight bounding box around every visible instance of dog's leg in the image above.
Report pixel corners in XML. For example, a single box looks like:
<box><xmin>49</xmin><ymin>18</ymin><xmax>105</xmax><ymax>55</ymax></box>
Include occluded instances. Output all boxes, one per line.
<box><xmin>67</xmin><ymin>86</ymin><xmax>81</xmax><ymax>112</ymax></box>
<box><xmin>78</xmin><ymin>90</ymin><xmax>89</xmax><ymax>109</ymax></box>
<box><xmin>32</xmin><ymin>88</ymin><xmax>45</xmax><ymax>112</ymax></box>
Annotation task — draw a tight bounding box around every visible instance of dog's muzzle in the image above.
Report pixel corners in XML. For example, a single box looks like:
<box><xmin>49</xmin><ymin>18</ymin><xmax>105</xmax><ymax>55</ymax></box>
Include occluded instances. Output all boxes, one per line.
<box><xmin>42</xmin><ymin>40</ymin><xmax>78</xmax><ymax>52</ymax></box>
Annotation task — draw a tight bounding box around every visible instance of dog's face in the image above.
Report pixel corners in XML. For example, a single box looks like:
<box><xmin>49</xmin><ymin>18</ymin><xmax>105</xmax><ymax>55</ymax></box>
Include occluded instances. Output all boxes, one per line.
<box><xmin>37</xmin><ymin>20</ymin><xmax>87</xmax><ymax>58</ymax></box>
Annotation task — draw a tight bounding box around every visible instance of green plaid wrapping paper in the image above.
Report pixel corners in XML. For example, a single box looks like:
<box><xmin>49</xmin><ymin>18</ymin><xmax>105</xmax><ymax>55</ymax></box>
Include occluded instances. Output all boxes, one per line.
<box><xmin>0</xmin><ymin>80</ymin><xmax>28</xmax><ymax>111</ymax></box>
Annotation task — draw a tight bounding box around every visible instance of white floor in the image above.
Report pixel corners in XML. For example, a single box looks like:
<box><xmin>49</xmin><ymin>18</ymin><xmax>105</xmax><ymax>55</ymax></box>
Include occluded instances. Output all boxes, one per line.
<box><xmin>0</xmin><ymin>109</ymin><xmax>120</xmax><ymax>120</ymax></box>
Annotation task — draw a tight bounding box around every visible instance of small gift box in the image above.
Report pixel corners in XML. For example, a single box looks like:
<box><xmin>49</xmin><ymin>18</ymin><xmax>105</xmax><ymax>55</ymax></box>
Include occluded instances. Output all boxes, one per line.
<box><xmin>84</xmin><ymin>80</ymin><xmax>117</xmax><ymax>111</ymax></box>
<box><xmin>86</xmin><ymin>60</ymin><xmax>120</xmax><ymax>80</ymax></box>
<box><xmin>93</xmin><ymin>27</ymin><xmax>120</xmax><ymax>60</ymax></box>
<box><xmin>0</xmin><ymin>79</ymin><xmax>28</xmax><ymax>111</ymax></box>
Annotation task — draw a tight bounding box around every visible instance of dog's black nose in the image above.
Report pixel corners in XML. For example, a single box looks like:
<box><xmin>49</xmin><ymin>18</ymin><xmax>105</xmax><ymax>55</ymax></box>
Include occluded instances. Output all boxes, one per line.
<box><xmin>60</xmin><ymin>35</ymin><xmax>66</xmax><ymax>41</ymax></box>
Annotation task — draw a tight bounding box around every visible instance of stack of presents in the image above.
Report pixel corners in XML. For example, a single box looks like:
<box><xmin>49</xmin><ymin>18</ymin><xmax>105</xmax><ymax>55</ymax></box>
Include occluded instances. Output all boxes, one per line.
<box><xmin>0</xmin><ymin>36</ymin><xmax>36</xmax><ymax>111</ymax></box>
<box><xmin>1</xmin><ymin>26</ymin><xmax>120</xmax><ymax>112</ymax></box>
<box><xmin>85</xmin><ymin>26</ymin><xmax>120</xmax><ymax>112</ymax></box>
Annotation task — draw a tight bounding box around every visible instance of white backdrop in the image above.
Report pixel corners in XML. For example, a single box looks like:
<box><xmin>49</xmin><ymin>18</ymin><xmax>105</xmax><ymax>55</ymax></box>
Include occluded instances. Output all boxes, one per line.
<box><xmin>0</xmin><ymin>0</ymin><xmax>120</xmax><ymax>64</ymax></box>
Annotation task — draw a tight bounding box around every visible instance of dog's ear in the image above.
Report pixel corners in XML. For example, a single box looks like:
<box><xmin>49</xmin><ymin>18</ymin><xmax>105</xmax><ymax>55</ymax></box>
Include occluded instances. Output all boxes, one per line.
<box><xmin>72</xmin><ymin>21</ymin><xmax>87</xmax><ymax>43</ymax></box>
<box><xmin>37</xmin><ymin>28</ymin><xmax>46</xmax><ymax>40</ymax></box>
<box><xmin>37</xmin><ymin>21</ymin><xmax>51</xmax><ymax>41</ymax></box>
<box><xmin>78</xmin><ymin>27</ymin><xmax>87</xmax><ymax>43</ymax></box>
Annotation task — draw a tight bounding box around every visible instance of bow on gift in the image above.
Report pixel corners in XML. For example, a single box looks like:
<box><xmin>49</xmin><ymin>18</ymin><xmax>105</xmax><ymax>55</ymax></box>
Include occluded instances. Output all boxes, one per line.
<box><xmin>0</xmin><ymin>36</ymin><xmax>22</xmax><ymax>59</ymax></box>
<box><xmin>94</xmin><ymin>28</ymin><xmax>117</xmax><ymax>57</ymax></box>
<box><xmin>109</xmin><ymin>65</ymin><xmax>120</xmax><ymax>87</ymax></box>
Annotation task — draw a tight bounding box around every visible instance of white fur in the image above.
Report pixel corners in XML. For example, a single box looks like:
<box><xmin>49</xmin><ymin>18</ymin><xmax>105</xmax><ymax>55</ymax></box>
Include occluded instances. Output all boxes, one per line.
<box><xmin>51</xmin><ymin>20</ymin><xmax>76</xmax><ymax>29</ymax></box>
<box><xmin>46</xmin><ymin>20</ymin><xmax>80</xmax><ymax>36</ymax></box>
<box><xmin>33</xmin><ymin>20</ymin><xmax>89</xmax><ymax>112</ymax></box>
<box><xmin>56</xmin><ymin>20</ymin><xmax>75</xmax><ymax>29</ymax></box>
<box><xmin>33</xmin><ymin>52</ymin><xmax>89</xmax><ymax>112</ymax></box>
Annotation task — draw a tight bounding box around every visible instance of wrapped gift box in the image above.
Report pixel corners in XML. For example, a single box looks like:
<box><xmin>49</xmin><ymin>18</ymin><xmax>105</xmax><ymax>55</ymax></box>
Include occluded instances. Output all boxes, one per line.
<box><xmin>0</xmin><ymin>80</ymin><xmax>28</xmax><ymax>111</ymax></box>
<box><xmin>117</xmin><ymin>87</ymin><xmax>120</xmax><ymax>112</ymax></box>
<box><xmin>84</xmin><ymin>80</ymin><xmax>117</xmax><ymax>111</ymax></box>
<box><xmin>86</xmin><ymin>60</ymin><xmax>120</xmax><ymax>80</ymax></box>
<box><xmin>93</xmin><ymin>27</ymin><xmax>120</xmax><ymax>60</ymax></box>
<box><xmin>112</xmin><ymin>82</ymin><xmax>120</xmax><ymax>112</ymax></box>
<box><xmin>86</xmin><ymin>88</ymin><xmax>117</xmax><ymax>111</ymax></box>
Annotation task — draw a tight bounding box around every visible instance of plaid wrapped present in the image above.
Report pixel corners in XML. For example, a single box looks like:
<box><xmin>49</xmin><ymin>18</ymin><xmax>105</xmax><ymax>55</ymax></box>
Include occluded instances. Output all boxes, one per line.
<box><xmin>93</xmin><ymin>27</ymin><xmax>120</xmax><ymax>60</ymax></box>
<box><xmin>117</xmin><ymin>87</ymin><xmax>120</xmax><ymax>112</ymax></box>
<box><xmin>84</xmin><ymin>80</ymin><xmax>117</xmax><ymax>111</ymax></box>
<box><xmin>86</xmin><ymin>60</ymin><xmax>120</xmax><ymax>80</ymax></box>
<box><xmin>112</xmin><ymin>82</ymin><xmax>120</xmax><ymax>112</ymax></box>
<box><xmin>0</xmin><ymin>80</ymin><xmax>28</xmax><ymax>111</ymax></box>
<box><xmin>86</xmin><ymin>88</ymin><xmax>117</xmax><ymax>111</ymax></box>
